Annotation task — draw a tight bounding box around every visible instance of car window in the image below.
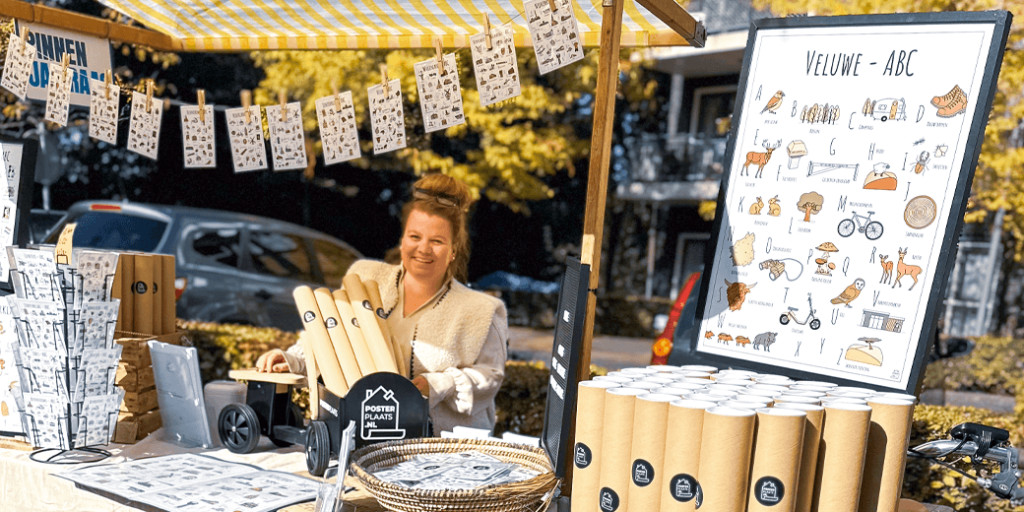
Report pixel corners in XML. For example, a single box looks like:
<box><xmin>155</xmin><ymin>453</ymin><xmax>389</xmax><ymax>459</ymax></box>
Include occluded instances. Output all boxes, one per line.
<box><xmin>44</xmin><ymin>212</ymin><xmax>167</xmax><ymax>252</ymax></box>
<box><xmin>248</xmin><ymin>231</ymin><xmax>313</xmax><ymax>281</ymax></box>
<box><xmin>312</xmin><ymin>239</ymin><xmax>358</xmax><ymax>286</ymax></box>
<box><xmin>191</xmin><ymin>228</ymin><xmax>242</xmax><ymax>268</ymax></box>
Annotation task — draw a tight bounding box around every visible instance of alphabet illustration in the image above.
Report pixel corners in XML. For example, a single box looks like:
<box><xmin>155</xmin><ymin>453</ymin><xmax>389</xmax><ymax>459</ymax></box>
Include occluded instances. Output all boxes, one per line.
<box><xmin>863</xmin><ymin>162</ymin><xmax>897</xmax><ymax>190</ymax></box>
<box><xmin>862</xmin><ymin>97</ymin><xmax>907</xmax><ymax>122</ymax></box>
<box><xmin>731</xmin><ymin>233</ymin><xmax>756</xmax><ymax>266</ymax></box>
<box><xmin>779</xmin><ymin>293</ymin><xmax>821</xmax><ymax>330</ymax></box>
<box><xmin>837</xmin><ymin>210</ymin><xmax>883</xmax><ymax>240</ymax></box>
<box><xmin>796</xmin><ymin>192</ymin><xmax>824</xmax><ymax>222</ymax></box>
<box><xmin>768</xmin><ymin>196</ymin><xmax>782</xmax><ymax>216</ymax></box>
<box><xmin>761</xmin><ymin>90</ymin><xmax>785</xmax><ymax>114</ymax></box>
<box><xmin>913</xmin><ymin>151</ymin><xmax>930</xmax><ymax>174</ymax></box>
<box><xmin>735</xmin><ymin>336</ymin><xmax>751</xmax><ymax>348</ymax></box>
<box><xmin>813</xmin><ymin>242</ymin><xmax>839</xmax><ymax>276</ymax></box>
<box><xmin>879</xmin><ymin>254</ymin><xmax>893</xmax><ymax>284</ymax></box>
<box><xmin>752</xmin><ymin>332</ymin><xmax>777</xmax><ymax>352</ymax></box>
<box><xmin>931</xmin><ymin>85</ymin><xmax>967</xmax><ymax>118</ymax></box>
<box><xmin>861</xmin><ymin>309</ymin><xmax>904</xmax><ymax>333</ymax></box>
<box><xmin>724</xmin><ymin>280</ymin><xmax>756</xmax><ymax>311</ymax></box>
<box><xmin>705</xmin><ymin>331</ymin><xmax>715</xmax><ymax>340</ymax></box>
<box><xmin>759</xmin><ymin>258</ymin><xmax>804</xmax><ymax>281</ymax></box>
<box><xmin>892</xmin><ymin>247</ymin><xmax>923</xmax><ymax>290</ymax></box>
<box><xmin>904</xmin><ymin>196</ymin><xmax>937</xmax><ymax>229</ymax></box>
<box><xmin>742</xmin><ymin>139</ymin><xmax>782</xmax><ymax>178</ymax></box>
<box><xmin>846</xmin><ymin>337</ymin><xmax>883</xmax><ymax>366</ymax></box>
<box><xmin>830</xmin><ymin>278</ymin><xmax>865</xmax><ymax>307</ymax></box>
<box><xmin>749</xmin><ymin>197</ymin><xmax>765</xmax><ymax>215</ymax></box>
<box><xmin>718</xmin><ymin>333</ymin><xmax>733</xmax><ymax>344</ymax></box>
<box><xmin>787</xmin><ymin>141</ymin><xmax>807</xmax><ymax>169</ymax></box>
<box><xmin>799</xmin><ymin>103</ymin><xmax>840</xmax><ymax>124</ymax></box>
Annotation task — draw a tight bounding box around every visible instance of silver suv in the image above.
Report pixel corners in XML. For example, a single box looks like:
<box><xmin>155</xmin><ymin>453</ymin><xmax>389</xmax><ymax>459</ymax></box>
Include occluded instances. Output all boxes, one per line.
<box><xmin>43</xmin><ymin>201</ymin><xmax>361</xmax><ymax>331</ymax></box>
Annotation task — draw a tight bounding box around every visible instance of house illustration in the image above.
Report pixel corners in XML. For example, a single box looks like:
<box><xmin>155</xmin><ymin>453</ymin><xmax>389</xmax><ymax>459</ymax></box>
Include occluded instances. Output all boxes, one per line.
<box><xmin>760</xmin><ymin>481</ymin><xmax>779</xmax><ymax>503</ymax></box>
<box><xmin>600</xmin><ymin>491</ymin><xmax>613</xmax><ymax>510</ymax></box>
<box><xmin>361</xmin><ymin>386</ymin><xmax>406</xmax><ymax>440</ymax></box>
<box><xmin>676</xmin><ymin>478</ymin><xmax>693</xmax><ymax>499</ymax></box>
<box><xmin>634</xmin><ymin>464</ymin><xmax>650</xmax><ymax>484</ymax></box>
<box><xmin>575</xmin><ymin>446</ymin><xmax>587</xmax><ymax>466</ymax></box>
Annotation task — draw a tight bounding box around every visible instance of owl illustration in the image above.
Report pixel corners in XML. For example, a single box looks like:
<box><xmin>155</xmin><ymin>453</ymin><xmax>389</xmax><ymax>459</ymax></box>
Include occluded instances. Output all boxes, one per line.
<box><xmin>761</xmin><ymin>90</ymin><xmax>785</xmax><ymax>114</ymax></box>
<box><xmin>831</xmin><ymin>278</ymin><xmax>865</xmax><ymax>307</ymax></box>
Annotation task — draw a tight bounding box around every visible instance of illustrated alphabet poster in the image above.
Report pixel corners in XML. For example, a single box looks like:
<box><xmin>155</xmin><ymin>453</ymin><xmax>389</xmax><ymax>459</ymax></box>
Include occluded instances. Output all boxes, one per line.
<box><xmin>2</xmin><ymin>141</ymin><xmax>23</xmax><ymax>202</ymax></box>
<box><xmin>525</xmin><ymin>0</ymin><xmax>585</xmax><ymax>75</ymax></box>
<box><xmin>44</xmin><ymin>63</ymin><xmax>73</xmax><ymax>127</ymax></box>
<box><xmin>695</xmin><ymin>15</ymin><xmax>1007</xmax><ymax>391</ymax></box>
<box><xmin>414</xmin><ymin>53</ymin><xmax>466</xmax><ymax>133</ymax></box>
<box><xmin>0</xmin><ymin>34</ymin><xmax>35</xmax><ymax>100</ymax></box>
<box><xmin>368</xmin><ymin>79</ymin><xmax>407</xmax><ymax>154</ymax></box>
<box><xmin>315</xmin><ymin>92</ymin><xmax>361</xmax><ymax>165</ymax></box>
<box><xmin>265</xmin><ymin>102</ymin><xmax>308</xmax><ymax>171</ymax></box>
<box><xmin>0</xmin><ymin>303</ymin><xmax>23</xmax><ymax>435</ymax></box>
<box><xmin>225</xmin><ymin>106</ymin><xmax>267</xmax><ymax>173</ymax></box>
<box><xmin>470</xmin><ymin>25</ymin><xmax>521</xmax><ymax>107</ymax></box>
<box><xmin>127</xmin><ymin>91</ymin><xmax>163</xmax><ymax>160</ymax></box>
<box><xmin>88</xmin><ymin>79</ymin><xmax>120</xmax><ymax>145</ymax></box>
<box><xmin>180</xmin><ymin>105</ymin><xmax>216</xmax><ymax>168</ymax></box>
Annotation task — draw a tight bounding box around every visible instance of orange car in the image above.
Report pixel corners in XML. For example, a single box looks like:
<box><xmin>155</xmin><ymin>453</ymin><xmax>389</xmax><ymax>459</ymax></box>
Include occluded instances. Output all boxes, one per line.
<box><xmin>651</xmin><ymin>272</ymin><xmax>702</xmax><ymax>365</ymax></box>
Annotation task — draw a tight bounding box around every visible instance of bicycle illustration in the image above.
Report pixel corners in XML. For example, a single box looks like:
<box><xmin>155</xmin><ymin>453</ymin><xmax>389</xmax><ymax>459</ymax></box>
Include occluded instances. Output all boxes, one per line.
<box><xmin>837</xmin><ymin>210</ymin><xmax>883</xmax><ymax>240</ymax></box>
<box><xmin>779</xmin><ymin>293</ymin><xmax>821</xmax><ymax>330</ymax></box>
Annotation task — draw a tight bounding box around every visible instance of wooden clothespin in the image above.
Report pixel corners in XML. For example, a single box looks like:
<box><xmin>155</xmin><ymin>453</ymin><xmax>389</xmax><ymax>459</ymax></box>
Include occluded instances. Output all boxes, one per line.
<box><xmin>61</xmin><ymin>54</ymin><xmax>70</xmax><ymax>74</ymax></box>
<box><xmin>331</xmin><ymin>79</ymin><xmax>341</xmax><ymax>111</ymax></box>
<box><xmin>549</xmin><ymin>0</ymin><xmax>557</xmax><ymax>11</ymax></box>
<box><xmin>434</xmin><ymin>38</ymin><xmax>446</xmax><ymax>75</ymax></box>
<box><xmin>241</xmin><ymin>89</ymin><xmax>252</xmax><ymax>124</ymax></box>
<box><xmin>19</xmin><ymin>26</ymin><xmax>30</xmax><ymax>54</ymax></box>
<box><xmin>197</xmin><ymin>89</ymin><xmax>206</xmax><ymax>123</ymax></box>
<box><xmin>104</xmin><ymin>69</ymin><xmax>112</xmax><ymax>100</ymax></box>
<box><xmin>380</xmin><ymin>64</ymin><xmax>390</xmax><ymax>96</ymax></box>
<box><xmin>482</xmin><ymin>15</ymin><xmax>493</xmax><ymax>50</ymax></box>
<box><xmin>145</xmin><ymin>80</ymin><xmax>154</xmax><ymax>113</ymax></box>
<box><xmin>278</xmin><ymin>91</ymin><xmax>287</xmax><ymax>122</ymax></box>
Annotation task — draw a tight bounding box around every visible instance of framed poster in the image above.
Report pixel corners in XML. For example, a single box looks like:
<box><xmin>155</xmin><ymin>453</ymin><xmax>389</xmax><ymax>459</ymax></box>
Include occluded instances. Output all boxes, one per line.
<box><xmin>683</xmin><ymin>12</ymin><xmax>1011</xmax><ymax>394</ymax></box>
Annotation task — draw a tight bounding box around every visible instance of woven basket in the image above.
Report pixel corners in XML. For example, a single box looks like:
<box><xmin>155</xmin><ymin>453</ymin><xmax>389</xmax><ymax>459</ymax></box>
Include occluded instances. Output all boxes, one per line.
<box><xmin>350</xmin><ymin>438</ymin><xmax>560</xmax><ymax>512</ymax></box>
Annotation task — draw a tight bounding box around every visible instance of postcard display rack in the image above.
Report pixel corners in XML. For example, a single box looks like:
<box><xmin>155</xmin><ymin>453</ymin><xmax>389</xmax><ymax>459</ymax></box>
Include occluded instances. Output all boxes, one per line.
<box><xmin>674</xmin><ymin>12</ymin><xmax>1011</xmax><ymax>394</ymax></box>
<box><xmin>4</xmin><ymin>246</ymin><xmax>123</xmax><ymax>461</ymax></box>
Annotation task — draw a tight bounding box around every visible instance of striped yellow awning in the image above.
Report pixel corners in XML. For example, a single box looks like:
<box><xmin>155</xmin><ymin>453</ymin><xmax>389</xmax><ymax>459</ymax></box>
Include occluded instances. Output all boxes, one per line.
<box><xmin>97</xmin><ymin>0</ymin><xmax>701</xmax><ymax>51</ymax></box>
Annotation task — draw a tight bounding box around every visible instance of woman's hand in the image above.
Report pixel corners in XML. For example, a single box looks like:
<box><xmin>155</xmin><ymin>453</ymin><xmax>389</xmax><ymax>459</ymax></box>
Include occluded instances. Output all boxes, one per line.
<box><xmin>256</xmin><ymin>350</ymin><xmax>289</xmax><ymax>373</ymax></box>
<box><xmin>411</xmin><ymin>375</ymin><xmax>430</xmax><ymax>397</ymax></box>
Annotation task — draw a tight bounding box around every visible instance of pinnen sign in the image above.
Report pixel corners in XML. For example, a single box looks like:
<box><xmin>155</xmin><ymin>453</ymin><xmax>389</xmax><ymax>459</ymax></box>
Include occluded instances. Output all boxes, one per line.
<box><xmin>14</xmin><ymin>21</ymin><xmax>112</xmax><ymax>108</ymax></box>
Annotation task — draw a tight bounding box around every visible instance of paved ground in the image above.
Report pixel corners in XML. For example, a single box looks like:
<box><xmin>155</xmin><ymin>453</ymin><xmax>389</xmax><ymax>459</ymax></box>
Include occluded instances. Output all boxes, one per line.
<box><xmin>507</xmin><ymin>326</ymin><xmax>653</xmax><ymax>370</ymax></box>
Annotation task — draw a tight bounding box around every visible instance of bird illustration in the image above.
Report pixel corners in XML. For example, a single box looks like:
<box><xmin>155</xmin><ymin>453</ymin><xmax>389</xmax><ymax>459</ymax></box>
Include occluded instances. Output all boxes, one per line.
<box><xmin>761</xmin><ymin>90</ymin><xmax>785</xmax><ymax>114</ymax></box>
<box><xmin>831</xmin><ymin>278</ymin><xmax>865</xmax><ymax>307</ymax></box>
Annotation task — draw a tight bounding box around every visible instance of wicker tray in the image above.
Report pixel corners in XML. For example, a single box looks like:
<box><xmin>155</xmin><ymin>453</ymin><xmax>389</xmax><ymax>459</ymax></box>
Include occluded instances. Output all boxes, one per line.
<box><xmin>350</xmin><ymin>438</ymin><xmax>559</xmax><ymax>512</ymax></box>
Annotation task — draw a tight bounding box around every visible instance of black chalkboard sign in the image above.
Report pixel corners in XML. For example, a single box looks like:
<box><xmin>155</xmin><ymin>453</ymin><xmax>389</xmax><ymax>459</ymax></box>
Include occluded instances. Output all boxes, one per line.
<box><xmin>344</xmin><ymin>372</ymin><xmax>429</xmax><ymax>449</ymax></box>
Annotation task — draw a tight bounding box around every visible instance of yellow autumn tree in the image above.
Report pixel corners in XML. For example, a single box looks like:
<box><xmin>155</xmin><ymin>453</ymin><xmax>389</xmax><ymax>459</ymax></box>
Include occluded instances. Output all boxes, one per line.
<box><xmin>752</xmin><ymin>0</ymin><xmax>1024</xmax><ymax>257</ymax></box>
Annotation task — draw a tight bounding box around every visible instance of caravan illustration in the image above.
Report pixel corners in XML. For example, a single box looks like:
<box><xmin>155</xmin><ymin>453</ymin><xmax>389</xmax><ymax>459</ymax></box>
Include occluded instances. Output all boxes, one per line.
<box><xmin>862</xmin><ymin>97</ymin><xmax>907</xmax><ymax>122</ymax></box>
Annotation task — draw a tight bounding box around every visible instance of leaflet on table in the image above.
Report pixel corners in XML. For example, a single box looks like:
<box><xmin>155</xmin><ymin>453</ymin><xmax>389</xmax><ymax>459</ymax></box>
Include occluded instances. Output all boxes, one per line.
<box><xmin>58</xmin><ymin>453</ymin><xmax>319</xmax><ymax>512</ymax></box>
<box><xmin>696</xmin><ymin>22</ymin><xmax>996</xmax><ymax>389</ymax></box>
<box><xmin>8</xmin><ymin>248</ymin><xmax>64</xmax><ymax>305</ymax></box>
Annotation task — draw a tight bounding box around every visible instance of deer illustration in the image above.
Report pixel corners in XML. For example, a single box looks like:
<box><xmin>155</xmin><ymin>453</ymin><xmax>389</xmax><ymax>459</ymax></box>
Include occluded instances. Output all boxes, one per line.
<box><xmin>742</xmin><ymin>139</ymin><xmax>782</xmax><ymax>178</ymax></box>
<box><xmin>768</xmin><ymin>196</ymin><xmax>781</xmax><ymax>216</ymax></box>
<box><xmin>892</xmin><ymin>248</ymin><xmax>922</xmax><ymax>290</ymax></box>
<box><xmin>879</xmin><ymin>255</ymin><xmax>893</xmax><ymax>284</ymax></box>
<box><xmin>749</xmin><ymin>197</ymin><xmax>764</xmax><ymax>215</ymax></box>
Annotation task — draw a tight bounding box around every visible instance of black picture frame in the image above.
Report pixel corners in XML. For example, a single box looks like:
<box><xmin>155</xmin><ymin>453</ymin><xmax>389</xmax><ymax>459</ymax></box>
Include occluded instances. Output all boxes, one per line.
<box><xmin>0</xmin><ymin>136</ymin><xmax>38</xmax><ymax>296</ymax></box>
<box><xmin>681</xmin><ymin>11</ymin><xmax>1012</xmax><ymax>395</ymax></box>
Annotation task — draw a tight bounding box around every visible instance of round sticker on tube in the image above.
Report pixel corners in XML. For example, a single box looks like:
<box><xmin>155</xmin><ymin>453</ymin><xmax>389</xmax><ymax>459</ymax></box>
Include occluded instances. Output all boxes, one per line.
<box><xmin>134</xmin><ymin>281</ymin><xmax>148</xmax><ymax>295</ymax></box>
<box><xmin>363</xmin><ymin>300</ymin><xmax>373</xmax><ymax>310</ymax></box>
<box><xmin>574</xmin><ymin>443</ymin><xmax>592</xmax><ymax>469</ymax></box>
<box><xmin>598</xmin><ymin>488</ymin><xmax>619</xmax><ymax>512</ymax></box>
<box><xmin>669</xmin><ymin>474</ymin><xmax>702</xmax><ymax>507</ymax></box>
<box><xmin>754</xmin><ymin>476</ymin><xmax>784</xmax><ymax>506</ymax></box>
<box><xmin>303</xmin><ymin>311</ymin><xmax>316</xmax><ymax>323</ymax></box>
<box><xmin>632</xmin><ymin>459</ymin><xmax>654</xmax><ymax>487</ymax></box>
<box><xmin>325</xmin><ymin>317</ymin><xmax>338</xmax><ymax>328</ymax></box>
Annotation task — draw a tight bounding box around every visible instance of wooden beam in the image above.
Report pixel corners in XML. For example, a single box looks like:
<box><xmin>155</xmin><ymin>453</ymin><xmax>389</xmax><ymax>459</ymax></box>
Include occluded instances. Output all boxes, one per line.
<box><xmin>635</xmin><ymin>0</ymin><xmax>707</xmax><ymax>47</ymax></box>
<box><xmin>0</xmin><ymin>0</ymin><xmax>182</xmax><ymax>52</ymax></box>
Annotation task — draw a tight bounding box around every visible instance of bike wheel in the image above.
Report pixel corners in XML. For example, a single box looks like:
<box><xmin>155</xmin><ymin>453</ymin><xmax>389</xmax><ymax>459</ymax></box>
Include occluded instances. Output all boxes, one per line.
<box><xmin>865</xmin><ymin>221</ymin><xmax>884</xmax><ymax>240</ymax></box>
<box><xmin>838</xmin><ymin>219</ymin><xmax>855</xmax><ymax>237</ymax></box>
<box><xmin>810</xmin><ymin>319</ymin><xmax>821</xmax><ymax>330</ymax></box>
<box><xmin>779</xmin><ymin>314</ymin><xmax>790</xmax><ymax>325</ymax></box>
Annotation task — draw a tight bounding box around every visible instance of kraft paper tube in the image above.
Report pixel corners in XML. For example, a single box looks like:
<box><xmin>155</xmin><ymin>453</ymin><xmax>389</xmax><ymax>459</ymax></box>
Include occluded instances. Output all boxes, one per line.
<box><xmin>313</xmin><ymin>287</ymin><xmax>360</xmax><ymax>388</ymax></box>
<box><xmin>714</xmin><ymin>384</ymin><xmax>749</xmax><ymax>393</ymax></box>
<box><xmin>363</xmin><ymin>279</ymin><xmax>408</xmax><ymax>377</ymax></box>
<box><xmin>342</xmin><ymin>275</ymin><xmax>398</xmax><ymax>374</ymax></box>
<box><xmin>644</xmin><ymin>376</ymin><xmax>676</xmax><ymax>385</ymax></box>
<box><xmin>732</xmin><ymin>395</ymin><xmax>772</xmax><ymax>408</ymax></box>
<box><xmin>297</xmin><ymin>330</ymin><xmax>321</xmax><ymax>420</ymax></box>
<box><xmin>112</xmin><ymin>253</ymin><xmax>129</xmax><ymax>331</ymax></box>
<box><xmin>873</xmin><ymin>393</ymin><xmax>917</xmax><ymax>404</ymax></box>
<box><xmin>820</xmin><ymin>397</ymin><xmax>867</xmax><ymax>406</ymax></box>
<box><xmin>153</xmin><ymin>255</ymin><xmax>163</xmax><ymax>334</ymax></box>
<box><xmin>786</xmin><ymin>390</ymin><xmax>826</xmax><ymax>398</ymax></box>
<box><xmin>594</xmin><ymin>376</ymin><xmax>635</xmax><ymax>384</ymax></box>
<box><xmin>627</xmin><ymin>394</ymin><xmax>677</xmax><ymax>511</ymax></box>
<box><xmin>796</xmin><ymin>381</ymin><xmax>838</xmax><ymax>388</ymax></box>
<box><xmin>292</xmin><ymin>286</ymin><xmax>348</xmax><ymax>395</ymax></box>
<box><xmin>678</xmin><ymin>371</ymin><xmax>713</xmax><ymax>379</ymax></box>
<box><xmin>597</xmin><ymin>388</ymin><xmax>647</xmax><ymax>510</ymax></box>
<box><xmin>679</xmin><ymin>365</ymin><xmax>718</xmax><ymax>373</ymax></box>
<box><xmin>160</xmin><ymin>255</ymin><xmax>175</xmax><ymax>334</ymax></box>
<box><xmin>571</xmin><ymin>381</ymin><xmax>621</xmax><ymax>512</ymax></box>
<box><xmin>833</xmin><ymin>386</ymin><xmax>876</xmax><ymax>395</ymax></box>
<box><xmin>747</xmin><ymin>408</ymin><xmax>806</xmax><ymax>512</ymax></box>
<box><xmin>648</xmin><ymin>365</ymin><xmax>680</xmax><ymax>372</ymax></box>
<box><xmin>660</xmin><ymin>400</ymin><xmax>716</xmax><ymax>512</ymax></box>
<box><xmin>775</xmin><ymin>395</ymin><xmax>820</xmax><ymax>406</ymax></box>
<box><xmin>333</xmin><ymin>289</ymin><xmax>378</xmax><ymax>376</ymax></box>
<box><xmin>622</xmin><ymin>367</ymin><xmax>658</xmax><ymax>376</ymax></box>
<box><xmin>722</xmin><ymin>400</ymin><xmax>760</xmax><ymax>411</ymax></box>
<box><xmin>697</xmin><ymin>407</ymin><xmax>757</xmax><ymax>512</ymax></box>
<box><xmin>859</xmin><ymin>398</ymin><xmax>916</xmax><ymax>512</ymax></box>
<box><xmin>812</xmin><ymin>403</ymin><xmax>873</xmax><ymax>512</ymax></box>
<box><xmin>773</xmin><ymin>403</ymin><xmax>825</xmax><ymax>512</ymax></box>
<box><xmin>676</xmin><ymin>377</ymin><xmax>714</xmax><ymax>385</ymax></box>
<box><xmin>133</xmin><ymin>254</ymin><xmax>154</xmax><ymax>334</ymax></box>
<box><xmin>628</xmin><ymin>381</ymin><xmax>662</xmax><ymax>391</ymax></box>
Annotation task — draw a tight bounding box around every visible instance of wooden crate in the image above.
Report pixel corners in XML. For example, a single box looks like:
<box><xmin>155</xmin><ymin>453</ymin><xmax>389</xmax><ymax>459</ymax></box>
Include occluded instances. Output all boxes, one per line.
<box><xmin>113</xmin><ymin>410</ymin><xmax>163</xmax><ymax>444</ymax></box>
<box><xmin>116</xmin><ymin>363</ymin><xmax>155</xmax><ymax>391</ymax></box>
<box><xmin>120</xmin><ymin>386</ymin><xmax>157</xmax><ymax>414</ymax></box>
<box><xmin>115</xmin><ymin>330</ymin><xmax>190</xmax><ymax>367</ymax></box>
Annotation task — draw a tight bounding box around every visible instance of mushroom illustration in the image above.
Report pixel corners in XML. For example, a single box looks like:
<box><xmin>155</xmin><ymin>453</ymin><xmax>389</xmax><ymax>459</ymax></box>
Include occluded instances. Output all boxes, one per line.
<box><xmin>797</xmin><ymin>192</ymin><xmax>824</xmax><ymax>222</ymax></box>
<box><xmin>859</xmin><ymin>337</ymin><xmax>881</xmax><ymax>349</ymax></box>
<box><xmin>815</xmin><ymin>242</ymin><xmax>839</xmax><ymax>275</ymax></box>
<box><xmin>787</xmin><ymin>140</ymin><xmax>808</xmax><ymax>169</ymax></box>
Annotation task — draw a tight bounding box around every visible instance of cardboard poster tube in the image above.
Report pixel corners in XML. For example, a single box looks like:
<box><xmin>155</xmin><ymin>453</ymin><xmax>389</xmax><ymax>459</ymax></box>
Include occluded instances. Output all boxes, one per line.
<box><xmin>748</xmin><ymin>408</ymin><xmax>806</xmax><ymax>512</ymax></box>
<box><xmin>627</xmin><ymin>394</ymin><xmax>677</xmax><ymax>511</ymax></box>
<box><xmin>660</xmin><ymin>400</ymin><xmax>716</xmax><ymax>512</ymax></box>
<box><xmin>363</xmin><ymin>279</ymin><xmax>407</xmax><ymax>377</ymax></box>
<box><xmin>812</xmin><ymin>403</ymin><xmax>872</xmax><ymax>512</ymax></box>
<box><xmin>297</xmin><ymin>330</ymin><xmax>320</xmax><ymax>420</ymax></box>
<box><xmin>859</xmin><ymin>398</ymin><xmax>916</xmax><ymax>512</ymax></box>
<box><xmin>160</xmin><ymin>255</ymin><xmax>175</xmax><ymax>334</ymax></box>
<box><xmin>697</xmin><ymin>407</ymin><xmax>757</xmax><ymax>512</ymax></box>
<box><xmin>773</xmin><ymin>403</ymin><xmax>825</xmax><ymax>512</ymax></box>
<box><xmin>342</xmin><ymin>275</ymin><xmax>398</xmax><ymax>374</ymax></box>
<box><xmin>153</xmin><ymin>255</ymin><xmax>163</xmax><ymax>334</ymax></box>
<box><xmin>112</xmin><ymin>253</ymin><xmax>127</xmax><ymax>331</ymax></box>
<box><xmin>597</xmin><ymin>387</ymin><xmax>647</xmax><ymax>511</ymax></box>
<box><xmin>133</xmin><ymin>254</ymin><xmax>154</xmax><ymax>335</ymax></box>
<box><xmin>312</xmin><ymin>287</ymin><xmax>359</xmax><ymax>387</ymax></box>
<box><xmin>293</xmin><ymin>286</ymin><xmax>348</xmax><ymax>396</ymax></box>
<box><xmin>332</xmin><ymin>289</ymin><xmax>377</xmax><ymax>376</ymax></box>
<box><xmin>570</xmin><ymin>380</ymin><xmax>621</xmax><ymax>512</ymax></box>
<box><xmin>678</xmin><ymin>365</ymin><xmax>718</xmax><ymax>373</ymax></box>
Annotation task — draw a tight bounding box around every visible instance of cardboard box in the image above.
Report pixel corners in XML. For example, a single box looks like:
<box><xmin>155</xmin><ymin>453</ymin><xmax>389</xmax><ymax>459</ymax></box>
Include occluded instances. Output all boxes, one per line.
<box><xmin>116</xmin><ymin>363</ymin><xmax>155</xmax><ymax>391</ymax></box>
<box><xmin>120</xmin><ymin>386</ymin><xmax>158</xmax><ymax>414</ymax></box>
<box><xmin>115</xmin><ymin>330</ymin><xmax>190</xmax><ymax>367</ymax></box>
<box><xmin>114</xmin><ymin>409</ymin><xmax>163</xmax><ymax>444</ymax></box>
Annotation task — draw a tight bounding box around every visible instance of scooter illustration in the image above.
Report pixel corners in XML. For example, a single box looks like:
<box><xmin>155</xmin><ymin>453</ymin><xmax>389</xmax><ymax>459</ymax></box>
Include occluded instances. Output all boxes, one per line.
<box><xmin>779</xmin><ymin>294</ymin><xmax>821</xmax><ymax>330</ymax></box>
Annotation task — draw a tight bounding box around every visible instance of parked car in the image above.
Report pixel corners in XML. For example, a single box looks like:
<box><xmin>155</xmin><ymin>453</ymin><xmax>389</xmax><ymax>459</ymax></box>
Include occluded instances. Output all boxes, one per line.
<box><xmin>29</xmin><ymin>208</ymin><xmax>67</xmax><ymax>244</ymax></box>
<box><xmin>43</xmin><ymin>202</ymin><xmax>362</xmax><ymax>331</ymax></box>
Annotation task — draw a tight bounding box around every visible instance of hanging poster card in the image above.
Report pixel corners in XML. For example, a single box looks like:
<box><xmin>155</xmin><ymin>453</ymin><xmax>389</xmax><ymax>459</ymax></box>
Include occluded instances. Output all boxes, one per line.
<box><xmin>686</xmin><ymin>12</ymin><xmax>1011</xmax><ymax>394</ymax></box>
<box><xmin>127</xmin><ymin>91</ymin><xmax>163</xmax><ymax>160</ymax></box>
<box><xmin>470</xmin><ymin>25</ymin><xmax>521</xmax><ymax>107</ymax></box>
<box><xmin>225</xmin><ymin>106</ymin><xmax>268</xmax><ymax>173</ymax></box>
<box><xmin>265</xmin><ymin>102</ymin><xmax>308</xmax><ymax>171</ymax></box>
<box><xmin>44</xmin><ymin>62</ymin><xmax>74</xmax><ymax>127</ymax></box>
<box><xmin>415</xmin><ymin>53</ymin><xmax>466</xmax><ymax>133</ymax></box>
<box><xmin>525</xmin><ymin>0</ymin><xmax>585</xmax><ymax>75</ymax></box>
<box><xmin>180</xmin><ymin>105</ymin><xmax>216</xmax><ymax>169</ymax></box>
<box><xmin>0</xmin><ymin>34</ymin><xmax>35</xmax><ymax>100</ymax></box>
<box><xmin>88</xmin><ymin>79</ymin><xmax>120</xmax><ymax>144</ymax></box>
<box><xmin>368</xmin><ymin>79</ymin><xmax>407</xmax><ymax>154</ymax></box>
<box><xmin>315</xmin><ymin>92</ymin><xmax>361</xmax><ymax>165</ymax></box>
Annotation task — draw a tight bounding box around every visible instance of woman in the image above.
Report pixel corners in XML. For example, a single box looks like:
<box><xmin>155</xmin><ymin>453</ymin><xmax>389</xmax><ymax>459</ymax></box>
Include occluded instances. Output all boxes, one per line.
<box><xmin>256</xmin><ymin>174</ymin><xmax>508</xmax><ymax>434</ymax></box>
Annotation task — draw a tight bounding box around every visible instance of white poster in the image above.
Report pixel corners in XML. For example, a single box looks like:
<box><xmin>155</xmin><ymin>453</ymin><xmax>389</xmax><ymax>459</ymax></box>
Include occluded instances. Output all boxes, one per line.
<box><xmin>414</xmin><ymin>53</ymin><xmax>465</xmax><ymax>133</ymax></box>
<box><xmin>368</xmin><ymin>79</ymin><xmax>407</xmax><ymax>155</ymax></box>
<box><xmin>180</xmin><ymin>105</ymin><xmax>216</xmax><ymax>168</ymax></box>
<box><xmin>315</xmin><ymin>92</ymin><xmax>361</xmax><ymax>165</ymax></box>
<box><xmin>14</xmin><ymin>21</ymin><xmax>113</xmax><ymax>108</ymax></box>
<box><xmin>470</xmin><ymin>25</ymin><xmax>521</xmax><ymax>107</ymax></box>
<box><xmin>44</xmin><ymin>62</ymin><xmax>73</xmax><ymax>127</ymax></box>
<box><xmin>0</xmin><ymin>34</ymin><xmax>35</xmax><ymax>100</ymax></box>
<box><xmin>225</xmin><ymin>106</ymin><xmax>268</xmax><ymax>173</ymax></box>
<box><xmin>265</xmin><ymin>102</ymin><xmax>307</xmax><ymax>171</ymax></box>
<box><xmin>88</xmin><ymin>79</ymin><xmax>120</xmax><ymax>144</ymax></box>
<box><xmin>525</xmin><ymin>0</ymin><xmax>584</xmax><ymax>75</ymax></box>
<box><xmin>698</xmin><ymin>22</ymin><xmax>996</xmax><ymax>390</ymax></box>
<box><xmin>127</xmin><ymin>91</ymin><xmax>163</xmax><ymax>160</ymax></box>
